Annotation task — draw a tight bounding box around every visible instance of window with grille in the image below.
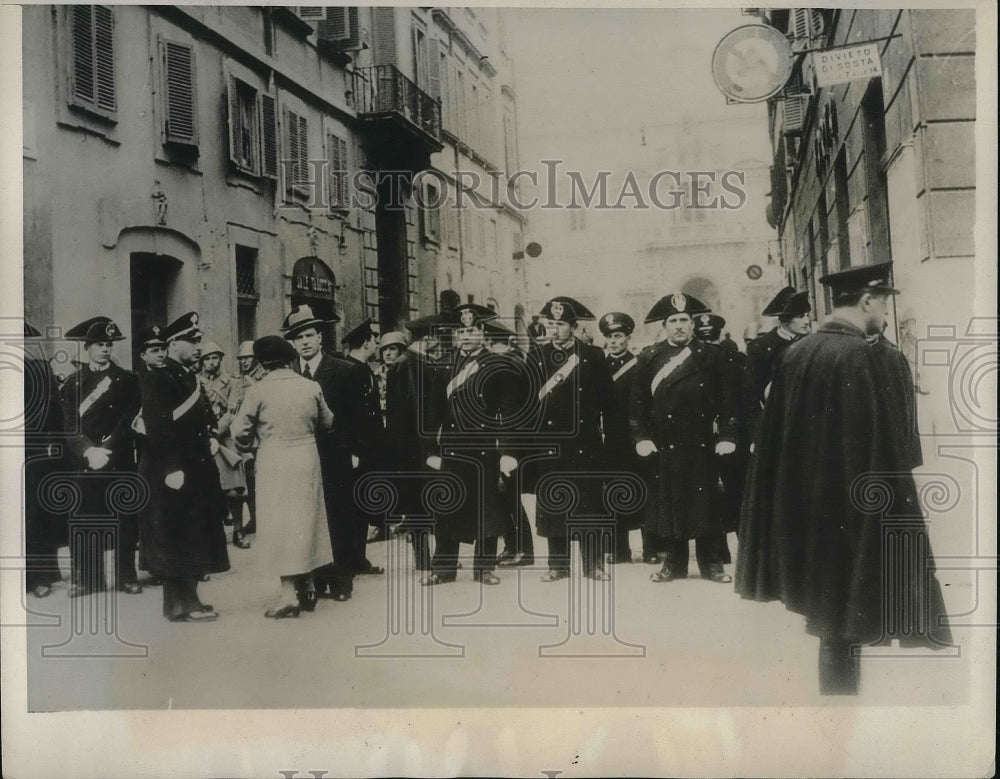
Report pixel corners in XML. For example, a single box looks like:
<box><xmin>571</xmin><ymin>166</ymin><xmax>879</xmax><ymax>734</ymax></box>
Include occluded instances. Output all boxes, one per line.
<box><xmin>227</xmin><ymin>75</ymin><xmax>278</xmax><ymax>179</ymax></box>
<box><xmin>326</xmin><ymin>132</ymin><xmax>349</xmax><ymax>210</ymax></box>
<box><xmin>70</xmin><ymin>5</ymin><xmax>116</xmax><ymax>117</ymax></box>
<box><xmin>160</xmin><ymin>39</ymin><xmax>198</xmax><ymax>149</ymax></box>
<box><xmin>235</xmin><ymin>245</ymin><xmax>258</xmax><ymax>342</ymax></box>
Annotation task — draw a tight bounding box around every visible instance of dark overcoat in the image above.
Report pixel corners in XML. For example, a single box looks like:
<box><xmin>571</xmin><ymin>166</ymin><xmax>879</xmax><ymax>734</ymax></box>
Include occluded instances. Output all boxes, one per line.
<box><xmin>138</xmin><ymin>359</ymin><xmax>229</xmax><ymax>577</ymax></box>
<box><xmin>735</xmin><ymin>319</ymin><xmax>952</xmax><ymax>647</ymax></box>
<box><xmin>60</xmin><ymin>362</ymin><xmax>141</xmax><ymax>518</ymax></box>
<box><xmin>434</xmin><ymin>348</ymin><xmax>511</xmax><ymax>542</ymax></box>
<box><xmin>741</xmin><ymin>327</ymin><xmax>802</xmax><ymax>438</ymax></box>
<box><xmin>629</xmin><ymin>337</ymin><xmax>735</xmax><ymax>540</ymax></box>
<box><xmin>603</xmin><ymin>350</ymin><xmax>646</xmax><ymax>530</ymax></box>
<box><xmin>383</xmin><ymin>348</ymin><xmax>448</xmax><ymax>521</ymax></box>
<box><xmin>24</xmin><ymin>354</ymin><xmax>68</xmax><ymax>549</ymax></box>
<box><xmin>523</xmin><ymin>340</ymin><xmax>615</xmax><ymax>538</ymax></box>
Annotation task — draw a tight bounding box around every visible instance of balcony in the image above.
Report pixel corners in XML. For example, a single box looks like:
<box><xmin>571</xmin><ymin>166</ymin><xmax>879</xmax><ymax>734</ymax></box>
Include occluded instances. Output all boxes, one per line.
<box><xmin>353</xmin><ymin>65</ymin><xmax>443</xmax><ymax>169</ymax></box>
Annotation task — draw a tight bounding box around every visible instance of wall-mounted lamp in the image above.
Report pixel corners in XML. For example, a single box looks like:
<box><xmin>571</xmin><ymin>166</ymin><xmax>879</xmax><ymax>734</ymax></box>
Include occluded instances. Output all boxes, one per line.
<box><xmin>337</xmin><ymin>220</ymin><xmax>348</xmax><ymax>255</ymax></box>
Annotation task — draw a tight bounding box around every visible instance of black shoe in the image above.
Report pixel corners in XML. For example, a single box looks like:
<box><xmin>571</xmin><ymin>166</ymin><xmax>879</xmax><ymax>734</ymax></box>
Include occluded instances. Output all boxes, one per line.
<box><xmin>118</xmin><ymin>582</ymin><xmax>143</xmax><ymax>595</ymax></box>
<box><xmin>357</xmin><ymin>562</ymin><xmax>384</xmax><ymax>575</ymax></box>
<box><xmin>243</xmin><ymin>522</ymin><xmax>257</xmax><ymax>535</ymax></box>
<box><xmin>497</xmin><ymin>552</ymin><xmax>534</xmax><ymax>568</ymax></box>
<box><xmin>703</xmin><ymin>569</ymin><xmax>732</xmax><ymax>584</ymax></box>
<box><xmin>32</xmin><ymin>584</ymin><xmax>53</xmax><ymax>598</ymax></box>
<box><xmin>650</xmin><ymin>568</ymin><xmax>685</xmax><ymax>583</ymax></box>
<box><xmin>199</xmin><ymin>574</ymin><xmax>211</xmax><ymax>582</ymax></box>
<box><xmin>420</xmin><ymin>573</ymin><xmax>455</xmax><ymax>586</ymax></box>
<box><xmin>496</xmin><ymin>550</ymin><xmax>516</xmax><ymax>564</ymax></box>
<box><xmin>473</xmin><ymin>571</ymin><xmax>501</xmax><ymax>585</ymax></box>
<box><xmin>297</xmin><ymin>592</ymin><xmax>318</xmax><ymax>612</ymax></box>
<box><xmin>232</xmin><ymin>532</ymin><xmax>251</xmax><ymax>549</ymax></box>
<box><xmin>643</xmin><ymin>553</ymin><xmax>662</xmax><ymax>565</ymax></box>
<box><xmin>587</xmin><ymin>569</ymin><xmax>611</xmax><ymax>581</ymax></box>
<box><xmin>264</xmin><ymin>604</ymin><xmax>301</xmax><ymax>619</ymax></box>
<box><xmin>541</xmin><ymin>569</ymin><xmax>569</xmax><ymax>582</ymax></box>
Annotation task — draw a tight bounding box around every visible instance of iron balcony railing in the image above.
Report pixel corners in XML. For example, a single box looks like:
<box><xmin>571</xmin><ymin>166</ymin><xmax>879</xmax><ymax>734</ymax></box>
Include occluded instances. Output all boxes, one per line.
<box><xmin>353</xmin><ymin>65</ymin><xmax>442</xmax><ymax>143</ymax></box>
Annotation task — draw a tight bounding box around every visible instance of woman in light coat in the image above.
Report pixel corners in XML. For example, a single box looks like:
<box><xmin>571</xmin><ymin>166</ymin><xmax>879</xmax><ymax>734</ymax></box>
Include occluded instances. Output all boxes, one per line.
<box><xmin>231</xmin><ymin>336</ymin><xmax>335</xmax><ymax>618</ymax></box>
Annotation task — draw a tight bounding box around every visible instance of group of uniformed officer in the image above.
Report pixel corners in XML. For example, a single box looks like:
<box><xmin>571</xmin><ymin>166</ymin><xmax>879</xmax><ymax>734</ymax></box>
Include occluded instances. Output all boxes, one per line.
<box><xmin>23</xmin><ymin>281</ymin><xmax>811</xmax><ymax>617</ymax></box>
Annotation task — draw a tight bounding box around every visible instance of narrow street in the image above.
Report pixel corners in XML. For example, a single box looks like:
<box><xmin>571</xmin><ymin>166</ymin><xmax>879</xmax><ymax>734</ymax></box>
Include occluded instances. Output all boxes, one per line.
<box><xmin>25</xmin><ymin>529</ymin><xmax>971</xmax><ymax>711</ymax></box>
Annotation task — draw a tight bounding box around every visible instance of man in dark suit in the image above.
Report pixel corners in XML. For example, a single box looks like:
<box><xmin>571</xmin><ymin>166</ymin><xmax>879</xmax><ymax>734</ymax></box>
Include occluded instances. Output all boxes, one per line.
<box><xmin>338</xmin><ymin>318</ymin><xmax>386</xmax><ymax>577</ymax></box>
<box><xmin>629</xmin><ymin>294</ymin><xmax>737</xmax><ymax>584</ymax></box>
<box><xmin>61</xmin><ymin>316</ymin><xmax>142</xmax><ymax>597</ymax></box>
<box><xmin>139</xmin><ymin>312</ymin><xmax>230</xmax><ymax>621</ymax></box>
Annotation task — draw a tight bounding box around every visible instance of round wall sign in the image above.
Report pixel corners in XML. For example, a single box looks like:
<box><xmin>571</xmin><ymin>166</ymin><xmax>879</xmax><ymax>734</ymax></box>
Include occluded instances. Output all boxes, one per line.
<box><xmin>525</xmin><ymin>241</ymin><xmax>542</xmax><ymax>258</ymax></box>
<box><xmin>712</xmin><ymin>24</ymin><xmax>795</xmax><ymax>103</ymax></box>
<box><xmin>746</xmin><ymin>264</ymin><xmax>763</xmax><ymax>280</ymax></box>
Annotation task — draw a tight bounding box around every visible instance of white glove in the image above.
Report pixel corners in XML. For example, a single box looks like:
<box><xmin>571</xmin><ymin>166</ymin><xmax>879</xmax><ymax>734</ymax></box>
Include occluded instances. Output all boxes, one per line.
<box><xmin>749</xmin><ymin>443</ymin><xmax>755</xmax><ymax>454</ymax></box>
<box><xmin>351</xmin><ymin>455</ymin><xmax>360</xmax><ymax>469</ymax></box>
<box><xmin>499</xmin><ymin>455</ymin><xmax>518</xmax><ymax>476</ymax></box>
<box><xmin>426</xmin><ymin>456</ymin><xmax>442</xmax><ymax>471</ymax></box>
<box><xmin>209</xmin><ymin>438</ymin><xmax>220</xmax><ymax>456</ymax></box>
<box><xmin>83</xmin><ymin>446</ymin><xmax>111</xmax><ymax>470</ymax></box>
<box><xmin>715</xmin><ymin>441</ymin><xmax>736</xmax><ymax>455</ymax></box>
<box><xmin>164</xmin><ymin>470</ymin><xmax>185</xmax><ymax>490</ymax></box>
<box><xmin>635</xmin><ymin>440</ymin><xmax>658</xmax><ymax>457</ymax></box>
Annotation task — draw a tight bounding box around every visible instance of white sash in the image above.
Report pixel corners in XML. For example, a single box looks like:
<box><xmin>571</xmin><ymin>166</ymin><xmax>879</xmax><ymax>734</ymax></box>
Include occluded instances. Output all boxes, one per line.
<box><xmin>612</xmin><ymin>357</ymin><xmax>637</xmax><ymax>382</ymax></box>
<box><xmin>172</xmin><ymin>387</ymin><xmax>201</xmax><ymax>421</ymax></box>
<box><xmin>78</xmin><ymin>376</ymin><xmax>112</xmax><ymax>417</ymax></box>
<box><xmin>538</xmin><ymin>353</ymin><xmax>579</xmax><ymax>401</ymax></box>
<box><xmin>650</xmin><ymin>347</ymin><xmax>691</xmax><ymax>395</ymax></box>
<box><xmin>446</xmin><ymin>359</ymin><xmax>480</xmax><ymax>398</ymax></box>
<box><xmin>131</xmin><ymin>412</ymin><xmax>146</xmax><ymax>436</ymax></box>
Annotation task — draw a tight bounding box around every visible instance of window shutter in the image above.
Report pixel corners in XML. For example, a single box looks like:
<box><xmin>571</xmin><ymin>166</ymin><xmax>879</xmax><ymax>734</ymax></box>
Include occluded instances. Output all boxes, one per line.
<box><xmin>298</xmin><ymin>7</ymin><xmax>324</xmax><ymax>20</ymax></box>
<box><xmin>71</xmin><ymin>5</ymin><xmax>116</xmax><ymax>113</ymax></box>
<box><xmin>94</xmin><ymin>6</ymin><xmax>116</xmax><ymax>111</ymax></box>
<box><xmin>372</xmin><ymin>7</ymin><xmax>397</xmax><ymax>66</ymax></box>
<box><xmin>162</xmin><ymin>41</ymin><xmax>197</xmax><ymax>146</ymax></box>
<box><xmin>297</xmin><ymin>114</ymin><xmax>309</xmax><ymax>187</ymax></box>
<box><xmin>327</xmin><ymin>132</ymin><xmax>349</xmax><ymax>209</ymax></box>
<box><xmin>782</xmin><ymin>95</ymin><xmax>808</xmax><ymax>136</ymax></box>
<box><xmin>259</xmin><ymin>92</ymin><xmax>278</xmax><ymax>179</ymax></box>
<box><xmin>226</xmin><ymin>76</ymin><xmax>242</xmax><ymax>168</ymax></box>
<box><xmin>285</xmin><ymin>109</ymin><xmax>299</xmax><ymax>191</ymax></box>
<box><xmin>71</xmin><ymin>6</ymin><xmax>95</xmax><ymax>106</ymax></box>
<box><xmin>427</xmin><ymin>38</ymin><xmax>442</xmax><ymax>101</ymax></box>
<box><xmin>318</xmin><ymin>7</ymin><xmax>349</xmax><ymax>41</ymax></box>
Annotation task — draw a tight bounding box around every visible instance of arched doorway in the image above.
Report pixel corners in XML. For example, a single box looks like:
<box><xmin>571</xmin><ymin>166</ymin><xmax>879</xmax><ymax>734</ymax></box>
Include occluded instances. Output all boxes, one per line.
<box><xmin>290</xmin><ymin>257</ymin><xmax>338</xmax><ymax>350</ymax></box>
<box><xmin>681</xmin><ymin>276</ymin><xmax>721</xmax><ymax>313</ymax></box>
<box><xmin>130</xmin><ymin>252</ymin><xmax>182</xmax><ymax>366</ymax></box>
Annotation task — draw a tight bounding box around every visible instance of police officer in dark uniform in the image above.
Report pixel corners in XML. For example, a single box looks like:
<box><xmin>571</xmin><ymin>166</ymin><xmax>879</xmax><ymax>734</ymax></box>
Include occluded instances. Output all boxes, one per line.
<box><xmin>138</xmin><ymin>312</ymin><xmax>230</xmax><ymax>621</ymax></box>
<box><xmin>598</xmin><ymin>311</ymin><xmax>652</xmax><ymax>565</ymax></box>
<box><xmin>61</xmin><ymin>316</ymin><xmax>143</xmax><ymax>597</ymax></box>
<box><xmin>528</xmin><ymin>297</ymin><xmax>616</xmax><ymax>582</ymax></box>
<box><xmin>484</xmin><ymin>319</ymin><xmax>537</xmax><ymax>569</ymax></box>
<box><xmin>630</xmin><ymin>294</ymin><xmax>737</xmax><ymax>584</ymax></box>
<box><xmin>423</xmin><ymin>304</ymin><xmax>509</xmax><ymax>585</ymax></box>
<box><xmin>743</xmin><ymin>288</ymin><xmax>811</xmax><ymax>439</ymax></box>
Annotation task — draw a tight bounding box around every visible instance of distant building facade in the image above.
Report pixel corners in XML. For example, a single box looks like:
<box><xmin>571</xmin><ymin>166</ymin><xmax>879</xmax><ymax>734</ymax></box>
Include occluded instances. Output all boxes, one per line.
<box><xmin>22</xmin><ymin>5</ymin><xmax>526</xmax><ymax>368</ymax></box>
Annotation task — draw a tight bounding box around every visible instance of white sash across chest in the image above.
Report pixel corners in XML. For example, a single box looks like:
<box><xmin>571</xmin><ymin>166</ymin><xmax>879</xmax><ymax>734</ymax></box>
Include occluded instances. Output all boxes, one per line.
<box><xmin>446</xmin><ymin>358</ymin><xmax>481</xmax><ymax>398</ymax></box>
<box><xmin>538</xmin><ymin>353</ymin><xmax>579</xmax><ymax>401</ymax></box>
<box><xmin>650</xmin><ymin>347</ymin><xmax>691</xmax><ymax>395</ymax></box>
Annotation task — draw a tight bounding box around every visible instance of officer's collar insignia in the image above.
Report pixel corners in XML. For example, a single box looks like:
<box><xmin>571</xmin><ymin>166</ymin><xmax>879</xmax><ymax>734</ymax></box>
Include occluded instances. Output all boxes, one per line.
<box><xmin>551</xmin><ymin>301</ymin><xmax>564</xmax><ymax>320</ymax></box>
<box><xmin>672</xmin><ymin>294</ymin><xmax>687</xmax><ymax>313</ymax></box>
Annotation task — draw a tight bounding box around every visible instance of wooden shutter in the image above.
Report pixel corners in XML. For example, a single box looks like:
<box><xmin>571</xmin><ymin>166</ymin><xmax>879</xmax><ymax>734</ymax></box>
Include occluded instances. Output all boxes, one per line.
<box><xmin>71</xmin><ymin>5</ymin><xmax>116</xmax><ymax>113</ymax></box>
<box><xmin>162</xmin><ymin>41</ymin><xmax>197</xmax><ymax>146</ymax></box>
<box><xmin>298</xmin><ymin>7</ymin><xmax>324</xmax><ymax>20</ymax></box>
<box><xmin>286</xmin><ymin>110</ymin><xmax>309</xmax><ymax>190</ymax></box>
<box><xmin>427</xmin><ymin>38</ymin><xmax>442</xmax><ymax>100</ymax></box>
<box><xmin>782</xmin><ymin>95</ymin><xmax>808</xmax><ymax>136</ymax></box>
<box><xmin>297</xmin><ymin>114</ymin><xmax>309</xmax><ymax>187</ymax></box>
<box><xmin>327</xmin><ymin>132</ymin><xmax>348</xmax><ymax>209</ymax></box>
<box><xmin>259</xmin><ymin>92</ymin><xmax>278</xmax><ymax>179</ymax></box>
<box><xmin>372</xmin><ymin>7</ymin><xmax>397</xmax><ymax>66</ymax></box>
<box><xmin>226</xmin><ymin>76</ymin><xmax>242</xmax><ymax>167</ymax></box>
<box><xmin>319</xmin><ymin>7</ymin><xmax>349</xmax><ymax>41</ymax></box>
